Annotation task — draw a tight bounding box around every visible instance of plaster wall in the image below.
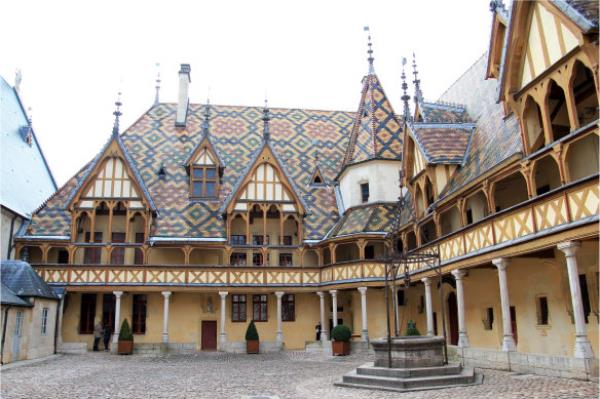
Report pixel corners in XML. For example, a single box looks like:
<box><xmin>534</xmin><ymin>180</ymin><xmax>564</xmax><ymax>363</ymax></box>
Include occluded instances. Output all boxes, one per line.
<box><xmin>338</xmin><ymin>160</ymin><xmax>401</xmax><ymax>209</ymax></box>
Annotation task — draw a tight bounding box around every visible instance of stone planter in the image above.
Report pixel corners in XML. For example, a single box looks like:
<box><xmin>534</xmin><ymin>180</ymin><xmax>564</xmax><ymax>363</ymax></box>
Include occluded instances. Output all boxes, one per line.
<box><xmin>246</xmin><ymin>340</ymin><xmax>259</xmax><ymax>354</ymax></box>
<box><xmin>371</xmin><ymin>336</ymin><xmax>445</xmax><ymax>368</ymax></box>
<box><xmin>332</xmin><ymin>340</ymin><xmax>350</xmax><ymax>356</ymax></box>
<box><xmin>118</xmin><ymin>340</ymin><xmax>133</xmax><ymax>355</ymax></box>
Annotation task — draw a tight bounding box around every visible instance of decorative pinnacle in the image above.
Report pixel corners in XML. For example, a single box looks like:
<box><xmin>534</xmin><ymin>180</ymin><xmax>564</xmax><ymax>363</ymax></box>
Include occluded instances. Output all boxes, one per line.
<box><xmin>112</xmin><ymin>92</ymin><xmax>122</xmax><ymax>138</ymax></box>
<box><xmin>364</xmin><ymin>26</ymin><xmax>374</xmax><ymax>74</ymax></box>
<box><xmin>154</xmin><ymin>63</ymin><xmax>161</xmax><ymax>105</ymax></box>
<box><xmin>203</xmin><ymin>98</ymin><xmax>211</xmax><ymax>136</ymax></box>
<box><xmin>400</xmin><ymin>57</ymin><xmax>411</xmax><ymax>122</ymax></box>
<box><xmin>412</xmin><ymin>52</ymin><xmax>423</xmax><ymax>104</ymax></box>
<box><xmin>489</xmin><ymin>0</ymin><xmax>505</xmax><ymax>13</ymax></box>
<box><xmin>262</xmin><ymin>98</ymin><xmax>270</xmax><ymax>142</ymax></box>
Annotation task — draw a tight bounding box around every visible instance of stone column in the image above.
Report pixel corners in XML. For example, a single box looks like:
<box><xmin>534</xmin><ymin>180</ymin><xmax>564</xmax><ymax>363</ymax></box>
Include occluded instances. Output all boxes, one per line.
<box><xmin>330</xmin><ymin>290</ymin><xmax>338</xmax><ymax>328</ymax></box>
<box><xmin>392</xmin><ymin>286</ymin><xmax>400</xmax><ymax>336</ymax></box>
<box><xmin>492</xmin><ymin>258</ymin><xmax>516</xmax><ymax>351</ymax></box>
<box><xmin>161</xmin><ymin>291</ymin><xmax>172</xmax><ymax>344</ymax></box>
<box><xmin>421</xmin><ymin>277</ymin><xmax>434</xmax><ymax>336</ymax></box>
<box><xmin>357</xmin><ymin>287</ymin><xmax>368</xmax><ymax>342</ymax></box>
<box><xmin>558</xmin><ymin>241</ymin><xmax>594</xmax><ymax>358</ymax></box>
<box><xmin>275</xmin><ymin>291</ymin><xmax>284</xmax><ymax>346</ymax></box>
<box><xmin>218</xmin><ymin>291</ymin><xmax>228</xmax><ymax>350</ymax></box>
<box><xmin>451</xmin><ymin>269</ymin><xmax>469</xmax><ymax>347</ymax></box>
<box><xmin>317</xmin><ymin>292</ymin><xmax>328</xmax><ymax>341</ymax></box>
<box><xmin>112</xmin><ymin>291</ymin><xmax>123</xmax><ymax>346</ymax></box>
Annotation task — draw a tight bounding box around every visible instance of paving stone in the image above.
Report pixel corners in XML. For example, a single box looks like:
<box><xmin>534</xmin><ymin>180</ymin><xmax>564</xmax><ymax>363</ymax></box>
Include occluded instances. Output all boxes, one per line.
<box><xmin>1</xmin><ymin>352</ymin><xmax>597</xmax><ymax>399</ymax></box>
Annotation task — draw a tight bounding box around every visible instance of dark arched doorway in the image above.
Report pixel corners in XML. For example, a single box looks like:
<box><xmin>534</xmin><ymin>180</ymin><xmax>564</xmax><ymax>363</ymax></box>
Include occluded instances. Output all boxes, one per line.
<box><xmin>447</xmin><ymin>292</ymin><xmax>459</xmax><ymax>345</ymax></box>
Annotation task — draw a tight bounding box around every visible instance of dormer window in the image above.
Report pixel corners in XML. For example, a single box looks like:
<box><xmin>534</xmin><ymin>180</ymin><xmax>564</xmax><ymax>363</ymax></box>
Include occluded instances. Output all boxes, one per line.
<box><xmin>191</xmin><ymin>165</ymin><xmax>217</xmax><ymax>198</ymax></box>
<box><xmin>360</xmin><ymin>182</ymin><xmax>370</xmax><ymax>203</ymax></box>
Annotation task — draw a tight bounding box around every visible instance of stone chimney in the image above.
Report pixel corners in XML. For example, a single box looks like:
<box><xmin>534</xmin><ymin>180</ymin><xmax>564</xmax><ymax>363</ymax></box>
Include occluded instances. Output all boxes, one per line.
<box><xmin>175</xmin><ymin>64</ymin><xmax>191</xmax><ymax>127</ymax></box>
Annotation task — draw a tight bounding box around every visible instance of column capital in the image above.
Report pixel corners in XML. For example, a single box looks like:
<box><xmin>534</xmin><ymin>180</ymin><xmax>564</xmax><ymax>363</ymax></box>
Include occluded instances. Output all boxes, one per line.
<box><xmin>161</xmin><ymin>291</ymin><xmax>172</xmax><ymax>298</ymax></box>
<box><xmin>421</xmin><ymin>277</ymin><xmax>432</xmax><ymax>286</ymax></box>
<box><xmin>218</xmin><ymin>291</ymin><xmax>228</xmax><ymax>299</ymax></box>
<box><xmin>558</xmin><ymin>241</ymin><xmax>581</xmax><ymax>257</ymax></box>
<box><xmin>492</xmin><ymin>257</ymin><xmax>509</xmax><ymax>271</ymax></box>
<box><xmin>451</xmin><ymin>269</ymin><xmax>467</xmax><ymax>280</ymax></box>
<box><xmin>113</xmin><ymin>291</ymin><xmax>123</xmax><ymax>298</ymax></box>
<box><xmin>316</xmin><ymin>291</ymin><xmax>326</xmax><ymax>298</ymax></box>
<box><xmin>329</xmin><ymin>289</ymin><xmax>338</xmax><ymax>296</ymax></box>
<box><xmin>275</xmin><ymin>291</ymin><xmax>285</xmax><ymax>299</ymax></box>
<box><xmin>357</xmin><ymin>287</ymin><xmax>368</xmax><ymax>295</ymax></box>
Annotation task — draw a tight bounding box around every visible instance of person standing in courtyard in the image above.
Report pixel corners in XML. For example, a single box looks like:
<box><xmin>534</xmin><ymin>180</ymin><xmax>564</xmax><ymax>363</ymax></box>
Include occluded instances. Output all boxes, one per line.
<box><xmin>315</xmin><ymin>321</ymin><xmax>321</xmax><ymax>341</ymax></box>
<box><xmin>93</xmin><ymin>321</ymin><xmax>103</xmax><ymax>351</ymax></box>
<box><xmin>103</xmin><ymin>323</ymin><xmax>112</xmax><ymax>351</ymax></box>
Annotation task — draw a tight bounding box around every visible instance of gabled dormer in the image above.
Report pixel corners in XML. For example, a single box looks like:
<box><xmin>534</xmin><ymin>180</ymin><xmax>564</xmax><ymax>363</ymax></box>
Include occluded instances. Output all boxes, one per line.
<box><xmin>486</xmin><ymin>0</ymin><xmax>509</xmax><ymax>79</ymax></box>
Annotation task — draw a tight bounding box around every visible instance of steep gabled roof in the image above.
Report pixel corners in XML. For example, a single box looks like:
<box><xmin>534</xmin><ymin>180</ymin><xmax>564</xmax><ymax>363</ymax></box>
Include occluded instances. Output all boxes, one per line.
<box><xmin>341</xmin><ymin>73</ymin><xmax>404</xmax><ymax>171</ymax></box>
<box><xmin>409</xmin><ymin>123</ymin><xmax>475</xmax><ymax>164</ymax></box>
<box><xmin>1</xmin><ymin>283</ymin><xmax>32</xmax><ymax>307</ymax></box>
<box><xmin>326</xmin><ymin>202</ymin><xmax>397</xmax><ymax>239</ymax></box>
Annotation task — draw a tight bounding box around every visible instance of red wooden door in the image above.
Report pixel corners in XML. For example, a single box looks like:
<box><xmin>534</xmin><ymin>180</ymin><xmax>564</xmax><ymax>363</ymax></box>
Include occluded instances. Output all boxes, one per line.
<box><xmin>447</xmin><ymin>292</ymin><xmax>459</xmax><ymax>345</ymax></box>
<box><xmin>201</xmin><ymin>321</ymin><xmax>217</xmax><ymax>350</ymax></box>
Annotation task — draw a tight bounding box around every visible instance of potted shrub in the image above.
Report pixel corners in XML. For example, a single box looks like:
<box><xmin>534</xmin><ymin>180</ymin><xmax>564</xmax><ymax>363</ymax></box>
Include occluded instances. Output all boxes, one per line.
<box><xmin>245</xmin><ymin>321</ymin><xmax>259</xmax><ymax>354</ymax></box>
<box><xmin>405</xmin><ymin>320</ymin><xmax>421</xmax><ymax>336</ymax></box>
<box><xmin>331</xmin><ymin>325</ymin><xmax>351</xmax><ymax>356</ymax></box>
<box><xmin>117</xmin><ymin>319</ymin><xmax>134</xmax><ymax>355</ymax></box>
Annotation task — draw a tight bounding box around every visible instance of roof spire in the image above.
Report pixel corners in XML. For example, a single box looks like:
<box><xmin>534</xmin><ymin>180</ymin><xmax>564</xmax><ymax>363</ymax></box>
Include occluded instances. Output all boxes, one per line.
<box><xmin>154</xmin><ymin>63</ymin><xmax>161</xmax><ymax>105</ymax></box>
<box><xmin>112</xmin><ymin>92</ymin><xmax>122</xmax><ymax>138</ymax></box>
<box><xmin>412</xmin><ymin>52</ymin><xmax>423</xmax><ymax>104</ymax></box>
<box><xmin>262</xmin><ymin>97</ymin><xmax>270</xmax><ymax>142</ymax></box>
<box><xmin>401</xmin><ymin>57</ymin><xmax>411</xmax><ymax>122</ymax></box>
<box><xmin>364</xmin><ymin>26</ymin><xmax>375</xmax><ymax>75</ymax></box>
<box><xmin>203</xmin><ymin>97</ymin><xmax>211</xmax><ymax>137</ymax></box>
<box><xmin>489</xmin><ymin>0</ymin><xmax>506</xmax><ymax>13</ymax></box>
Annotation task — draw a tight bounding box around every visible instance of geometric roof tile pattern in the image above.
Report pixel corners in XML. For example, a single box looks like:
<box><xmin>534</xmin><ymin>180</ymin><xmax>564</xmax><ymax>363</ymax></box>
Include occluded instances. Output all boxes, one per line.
<box><xmin>410</xmin><ymin>123</ymin><xmax>474</xmax><ymax>164</ymax></box>
<box><xmin>328</xmin><ymin>202</ymin><xmax>397</xmax><ymax>238</ymax></box>
<box><xmin>418</xmin><ymin>101</ymin><xmax>473</xmax><ymax>124</ymax></box>
<box><xmin>341</xmin><ymin>73</ymin><xmax>404</xmax><ymax>170</ymax></box>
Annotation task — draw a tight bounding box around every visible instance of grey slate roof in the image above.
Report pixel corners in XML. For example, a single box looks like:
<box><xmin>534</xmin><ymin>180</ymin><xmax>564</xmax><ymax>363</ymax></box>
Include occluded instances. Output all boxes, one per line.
<box><xmin>1</xmin><ymin>260</ymin><xmax>58</xmax><ymax>300</ymax></box>
<box><xmin>1</xmin><ymin>283</ymin><xmax>32</xmax><ymax>307</ymax></box>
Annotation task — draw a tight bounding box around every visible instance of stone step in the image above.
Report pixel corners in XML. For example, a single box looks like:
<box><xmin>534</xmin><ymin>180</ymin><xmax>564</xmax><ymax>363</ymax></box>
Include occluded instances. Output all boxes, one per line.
<box><xmin>356</xmin><ymin>362</ymin><xmax>463</xmax><ymax>378</ymax></box>
<box><xmin>58</xmin><ymin>342</ymin><xmax>87</xmax><ymax>354</ymax></box>
<box><xmin>340</xmin><ymin>367</ymin><xmax>479</xmax><ymax>391</ymax></box>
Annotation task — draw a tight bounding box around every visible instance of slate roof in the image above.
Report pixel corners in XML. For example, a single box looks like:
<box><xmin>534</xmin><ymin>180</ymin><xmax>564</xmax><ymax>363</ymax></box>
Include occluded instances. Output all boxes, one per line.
<box><xmin>410</xmin><ymin>123</ymin><xmax>475</xmax><ymax>164</ymax></box>
<box><xmin>326</xmin><ymin>203</ymin><xmax>397</xmax><ymax>239</ymax></box>
<box><xmin>417</xmin><ymin>101</ymin><xmax>472</xmax><ymax>124</ymax></box>
<box><xmin>1</xmin><ymin>283</ymin><xmax>32</xmax><ymax>307</ymax></box>
<box><xmin>553</xmin><ymin>0</ymin><xmax>599</xmax><ymax>32</ymax></box>
<box><xmin>341</xmin><ymin>73</ymin><xmax>404</xmax><ymax>171</ymax></box>
<box><xmin>1</xmin><ymin>260</ymin><xmax>58</xmax><ymax>300</ymax></box>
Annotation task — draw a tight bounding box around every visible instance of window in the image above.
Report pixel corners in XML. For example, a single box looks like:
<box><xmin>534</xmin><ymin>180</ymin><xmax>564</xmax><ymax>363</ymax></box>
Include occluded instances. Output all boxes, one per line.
<box><xmin>191</xmin><ymin>166</ymin><xmax>218</xmax><ymax>198</ymax></box>
<box><xmin>360</xmin><ymin>182</ymin><xmax>370</xmax><ymax>203</ymax></box>
<box><xmin>14</xmin><ymin>311</ymin><xmax>23</xmax><ymax>337</ymax></box>
<box><xmin>282</xmin><ymin>294</ymin><xmax>295</xmax><ymax>321</ymax></box>
<box><xmin>132</xmin><ymin>295</ymin><xmax>147</xmax><ymax>334</ymax></box>
<box><xmin>231</xmin><ymin>235</ymin><xmax>247</xmax><ymax>245</ymax></box>
<box><xmin>110</xmin><ymin>232</ymin><xmax>126</xmax><ymax>264</ymax></box>
<box><xmin>433</xmin><ymin>311</ymin><xmax>438</xmax><ymax>335</ymax></box>
<box><xmin>57</xmin><ymin>250</ymin><xmax>69</xmax><ymax>264</ymax></box>
<box><xmin>253</xmin><ymin>253</ymin><xmax>263</xmax><ymax>266</ymax></box>
<box><xmin>466</xmin><ymin>209</ymin><xmax>473</xmax><ymax>225</ymax></box>
<box><xmin>232</xmin><ymin>294</ymin><xmax>247</xmax><ymax>322</ymax></box>
<box><xmin>580</xmin><ymin>274</ymin><xmax>591</xmax><ymax>323</ymax></box>
<box><xmin>253</xmin><ymin>294</ymin><xmax>268</xmax><ymax>321</ymax></box>
<box><xmin>418</xmin><ymin>295</ymin><xmax>424</xmax><ymax>313</ymax></box>
<box><xmin>79</xmin><ymin>294</ymin><xmax>97</xmax><ymax>334</ymax></box>
<box><xmin>41</xmin><ymin>308</ymin><xmax>49</xmax><ymax>335</ymax></box>
<box><xmin>134</xmin><ymin>232</ymin><xmax>144</xmax><ymax>264</ymax></box>
<box><xmin>279</xmin><ymin>253</ymin><xmax>293</xmax><ymax>266</ymax></box>
<box><xmin>253</xmin><ymin>235</ymin><xmax>269</xmax><ymax>245</ymax></box>
<box><xmin>536</xmin><ymin>296</ymin><xmax>549</xmax><ymax>325</ymax></box>
<box><xmin>365</xmin><ymin>245</ymin><xmax>375</xmax><ymax>259</ymax></box>
<box><xmin>281</xmin><ymin>235</ymin><xmax>292</xmax><ymax>246</ymax></box>
<box><xmin>483</xmin><ymin>307</ymin><xmax>494</xmax><ymax>330</ymax></box>
<box><xmin>230</xmin><ymin>253</ymin><xmax>247</xmax><ymax>266</ymax></box>
<box><xmin>84</xmin><ymin>232</ymin><xmax>103</xmax><ymax>264</ymax></box>
<box><xmin>102</xmin><ymin>294</ymin><xmax>115</xmax><ymax>333</ymax></box>
<box><xmin>397</xmin><ymin>289</ymin><xmax>405</xmax><ymax>306</ymax></box>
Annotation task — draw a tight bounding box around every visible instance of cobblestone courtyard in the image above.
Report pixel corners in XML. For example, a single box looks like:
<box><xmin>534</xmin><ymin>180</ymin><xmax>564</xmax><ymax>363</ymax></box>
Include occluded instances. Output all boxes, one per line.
<box><xmin>1</xmin><ymin>352</ymin><xmax>598</xmax><ymax>399</ymax></box>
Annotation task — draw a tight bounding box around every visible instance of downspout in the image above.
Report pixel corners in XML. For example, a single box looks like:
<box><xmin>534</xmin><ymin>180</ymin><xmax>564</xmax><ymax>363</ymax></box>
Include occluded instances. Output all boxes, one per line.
<box><xmin>53</xmin><ymin>294</ymin><xmax>63</xmax><ymax>354</ymax></box>
<box><xmin>1</xmin><ymin>306</ymin><xmax>11</xmax><ymax>365</ymax></box>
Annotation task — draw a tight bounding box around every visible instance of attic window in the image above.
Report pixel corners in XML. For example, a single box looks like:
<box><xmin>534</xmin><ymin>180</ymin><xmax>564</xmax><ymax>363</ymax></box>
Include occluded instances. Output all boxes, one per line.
<box><xmin>157</xmin><ymin>163</ymin><xmax>166</xmax><ymax>179</ymax></box>
<box><xmin>311</xmin><ymin>169</ymin><xmax>325</xmax><ymax>185</ymax></box>
<box><xmin>191</xmin><ymin>166</ymin><xmax>217</xmax><ymax>198</ymax></box>
<box><xmin>360</xmin><ymin>182</ymin><xmax>370</xmax><ymax>203</ymax></box>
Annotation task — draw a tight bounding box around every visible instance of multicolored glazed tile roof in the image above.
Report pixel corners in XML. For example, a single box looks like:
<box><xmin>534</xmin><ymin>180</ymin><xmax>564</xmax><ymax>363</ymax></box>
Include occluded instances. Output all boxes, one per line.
<box><xmin>341</xmin><ymin>73</ymin><xmax>404</xmax><ymax>171</ymax></box>
<box><xmin>410</xmin><ymin>123</ymin><xmax>474</xmax><ymax>164</ymax></box>
<box><xmin>417</xmin><ymin>101</ymin><xmax>472</xmax><ymax>124</ymax></box>
<box><xmin>327</xmin><ymin>202</ymin><xmax>397</xmax><ymax>238</ymax></box>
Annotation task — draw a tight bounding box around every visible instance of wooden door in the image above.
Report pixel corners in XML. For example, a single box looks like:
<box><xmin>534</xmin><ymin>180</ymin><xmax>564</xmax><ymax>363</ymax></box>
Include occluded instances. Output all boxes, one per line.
<box><xmin>201</xmin><ymin>321</ymin><xmax>217</xmax><ymax>350</ymax></box>
<box><xmin>447</xmin><ymin>292</ymin><xmax>459</xmax><ymax>345</ymax></box>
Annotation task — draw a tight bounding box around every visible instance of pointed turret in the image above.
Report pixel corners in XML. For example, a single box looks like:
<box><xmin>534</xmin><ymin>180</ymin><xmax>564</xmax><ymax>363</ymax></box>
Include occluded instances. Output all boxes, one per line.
<box><xmin>112</xmin><ymin>92</ymin><xmax>122</xmax><ymax>138</ymax></box>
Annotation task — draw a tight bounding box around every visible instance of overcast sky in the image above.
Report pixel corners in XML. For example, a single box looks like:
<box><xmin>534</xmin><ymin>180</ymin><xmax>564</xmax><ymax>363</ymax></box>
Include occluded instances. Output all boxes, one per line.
<box><xmin>1</xmin><ymin>0</ymin><xmax>493</xmax><ymax>185</ymax></box>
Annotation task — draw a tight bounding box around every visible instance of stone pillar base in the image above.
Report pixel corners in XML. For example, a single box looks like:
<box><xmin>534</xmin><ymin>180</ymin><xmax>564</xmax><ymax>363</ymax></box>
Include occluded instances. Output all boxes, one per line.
<box><xmin>361</xmin><ymin>329</ymin><xmax>369</xmax><ymax>343</ymax></box>
<box><xmin>501</xmin><ymin>335</ymin><xmax>516</xmax><ymax>352</ymax></box>
<box><xmin>574</xmin><ymin>335</ymin><xmax>594</xmax><ymax>359</ymax></box>
<box><xmin>458</xmin><ymin>332</ymin><xmax>469</xmax><ymax>348</ymax></box>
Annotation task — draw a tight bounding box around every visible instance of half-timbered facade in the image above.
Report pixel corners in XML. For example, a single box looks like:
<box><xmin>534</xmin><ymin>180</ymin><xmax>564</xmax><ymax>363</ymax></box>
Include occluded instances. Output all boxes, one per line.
<box><xmin>15</xmin><ymin>0</ymin><xmax>598</xmax><ymax>379</ymax></box>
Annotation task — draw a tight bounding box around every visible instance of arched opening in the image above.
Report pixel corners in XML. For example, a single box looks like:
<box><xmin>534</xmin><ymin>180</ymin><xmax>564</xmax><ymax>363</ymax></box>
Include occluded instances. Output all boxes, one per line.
<box><xmin>364</xmin><ymin>241</ymin><xmax>385</xmax><ymax>259</ymax></box>
<box><xmin>465</xmin><ymin>191</ymin><xmax>488</xmax><ymax>224</ymax></box>
<box><xmin>230</xmin><ymin>214</ymin><xmax>247</xmax><ymax>245</ymax></box>
<box><xmin>129</xmin><ymin>212</ymin><xmax>146</xmax><ymax>264</ymax></box>
<box><xmin>74</xmin><ymin>212</ymin><xmax>91</xmax><ymax>242</ymax></box>
<box><xmin>265</xmin><ymin>205</ymin><xmax>280</xmax><ymax>245</ymax></box>
<box><xmin>571</xmin><ymin>61</ymin><xmax>599</xmax><ymax>126</ymax></box>
<box><xmin>424</xmin><ymin>178</ymin><xmax>435</xmax><ymax>209</ymax></box>
<box><xmin>414</xmin><ymin>185</ymin><xmax>425</xmax><ymax>217</ymax></box>
<box><xmin>493</xmin><ymin>172</ymin><xmax>529</xmax><ymax>212</ymax></box>
<box><xmin>447</xmin><ymin>292</ymin><xmax>458</xmax><ymax>345</ymax></box>
<box><xmin>189</xmin><ymin>248</ymin><xmax>223</xmax><ymax>265</ymax></box>
<box><xmin>566</xmin><ymin>134</ymin><xmax>600</xmax><ymax>181</ymax></box>
<box><xmin>282</xmin><ymin>216</ymin><xmax>298</xmax><ymax>245</ymax></box>
<box><xmin>19</xmin><ymin>246</ymin><xmax>43</xmax><ymax>263</ymax></box>
<box><xmin>335</xmin><ymin>242</ymin><xmax>359</xmax><ymax>263</ymax></box>
<box><xmin>406</xmin><ymin>231</ymin><xmax>417</xmax><ymax>251</ymax></box>
<box><xmin>302</xmin><ymin>249</ymin><xmax>319</xmax><ymax>266</ymax></box>
<box><xmin>523</xmin><ymin>96</ymin><xmax>545</xmax><ymax>153</ymax></box>
<box><xmin>395</xmin><ymin>238</ymin><xmax>404</xmax><ymax>254</ymax></box>
<box><xmin>533</xmin><ymin>156</ymin><xmax>561</xmax><ymax>195</ymax></box>
<box><xmin>547</xmin><ymin>80</ymin><xmax>571</xmax><ymax>141</ymax></box>
<box><xmin>74</xmin><ymin>246</ymin><xmax>107</xmax><ymax>264</ymax></box>
<box><xmin>47</xmin><ymin>246</ymin><xmax>70</xmax><ymax>264</ymax></box>
<box><xmin>249</xmin><ymin>204</ymin><xmax>266</xmax><ymax>245</ymax></box>
<box><xmin>440</xmin><ymin>206</ymin><xmax>462</xmax><ymax>236</ymax></box>
<box><xmin>420</xmin><ymin>220</ymin><xmax>437</xmax><ymax>244</ymax></box>
<box><xmin>323</xmin><ymin>247</ymin><xmax>331</xmax><ymax>265</ymax></box>
<box><xmin>146</xmin><ymin>247</ymin><xmax>185</xmax><ymax>265</ymax></box>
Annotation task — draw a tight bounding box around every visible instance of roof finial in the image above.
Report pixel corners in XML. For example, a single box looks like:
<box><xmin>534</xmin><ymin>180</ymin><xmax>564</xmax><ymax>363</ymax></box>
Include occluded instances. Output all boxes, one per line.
<box><xmin>412</xmin><ymin>52</ymin><xmax>423</xmax><ymax>104</ymax></box>
<box><xmin>262</xmin><ymin>97</ymin><xmax>270</xmax><ymax>142</ymax></box>
<box><xmin>154</xmin><ymin>63</ymin><xmax>161</xmax><ymax>105</ymax></box>
<box><xmin>364</xmin><ymin>26</ymin><xmax>375</xmax><ymax>75</ymax></box>
<box><xmin>112</xmin><ymin>92</ymin><xmax>122</xmax><ymax>138</ymax></box>
<box><xmin>489</xmin><ymin>0</ymin><xmax>506</xmax><ymax>13</ymax></box>
<box><xmin>203</xmin><ymin>97</ymin><xmax>211</xmax><ymax>137</ymax></box>
<box><xmin>401</xmin><ymin>57</ymin><xmax>411</xmax><ymax>123</ymax></box>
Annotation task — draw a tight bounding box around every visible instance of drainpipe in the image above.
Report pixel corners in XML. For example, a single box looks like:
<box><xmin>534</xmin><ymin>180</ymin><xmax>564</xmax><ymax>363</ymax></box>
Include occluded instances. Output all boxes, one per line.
<box><xmin>1</xmin><ymin>306</ymin><xmax>11</xmax><ymax>365</ymax></box>
<box><xmin>53</xmin><ymin>294</ymin><xmax>63</xmax><ymax>354</ymax></box>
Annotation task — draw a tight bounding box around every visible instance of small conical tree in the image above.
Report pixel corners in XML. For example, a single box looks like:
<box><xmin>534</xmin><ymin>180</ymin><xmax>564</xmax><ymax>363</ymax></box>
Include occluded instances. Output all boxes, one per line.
<box><xmin>405</xmin><ymin>320</ymin><xmax>421</xmax><ymax>336</ymax></box>
<box><xmin>245</xmin><ymin>320</ymin><xmax>259</xmax><ymax>341</ymax></box>
<box><xmin>118</xmin><ymin>319</ymin><xmax>133</xmax><ymax>341</ymax></box>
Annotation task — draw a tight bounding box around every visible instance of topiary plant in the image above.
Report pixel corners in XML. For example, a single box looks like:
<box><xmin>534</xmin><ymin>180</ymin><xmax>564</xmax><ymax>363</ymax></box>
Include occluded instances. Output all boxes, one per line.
<box><xmin>405</xmin><ymin>320</ymin><xmax>421</xmax><ymax>336</ymax></box>
<box><xmin>245</xmin><ymin>320</ymin><xmax>259</xmax><ymax>341</ymax></box>
<box><xmin>118</xmin><ymin>319</ymin><xmax>133</xmax><ymax>341</ymax></box>
<box><xmin>331</xmin><ymin>325</ymin><xmax>351</xmax><ymax>342</ymax></box>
